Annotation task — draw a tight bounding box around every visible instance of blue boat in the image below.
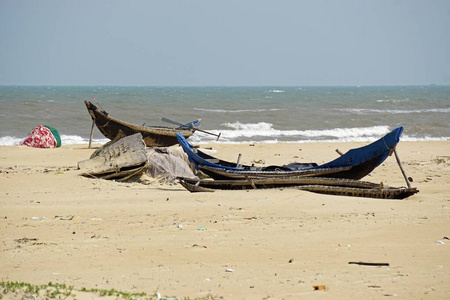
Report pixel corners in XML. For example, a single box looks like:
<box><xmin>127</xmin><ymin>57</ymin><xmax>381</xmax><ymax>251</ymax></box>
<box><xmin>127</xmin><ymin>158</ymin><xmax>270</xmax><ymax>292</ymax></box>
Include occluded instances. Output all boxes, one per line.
<box><xmin>176</xmin><ymin>126</ymin><xmax>404</xmax><ymax>180</ymax></box>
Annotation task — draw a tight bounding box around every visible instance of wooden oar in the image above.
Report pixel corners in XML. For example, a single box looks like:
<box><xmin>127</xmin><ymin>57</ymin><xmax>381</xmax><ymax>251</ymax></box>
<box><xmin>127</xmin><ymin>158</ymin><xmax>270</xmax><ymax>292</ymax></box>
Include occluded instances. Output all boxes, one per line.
<box><xmin>161</xmin><ymin>117</ymin><xmax>221</xmax><ymax>140</ymax></box>
<box><xmin>393</xmin><ymin>148</ymin><xmax>411</xmax><ymax>188</ymax></box>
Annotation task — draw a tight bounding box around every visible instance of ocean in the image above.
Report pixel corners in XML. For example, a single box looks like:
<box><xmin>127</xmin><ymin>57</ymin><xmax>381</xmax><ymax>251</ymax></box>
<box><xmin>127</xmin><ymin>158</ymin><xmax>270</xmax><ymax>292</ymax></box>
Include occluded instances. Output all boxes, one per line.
<box><xmin>0</xmin><ymin>86</ymin><xmax>449</xmax><ymax>146</ymax></box>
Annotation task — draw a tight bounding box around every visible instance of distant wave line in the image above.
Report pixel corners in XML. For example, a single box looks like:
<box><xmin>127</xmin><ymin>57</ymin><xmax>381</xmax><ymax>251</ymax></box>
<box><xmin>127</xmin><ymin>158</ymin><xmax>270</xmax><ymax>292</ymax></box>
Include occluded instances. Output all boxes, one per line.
<box><xmin>375</xmin><ymin>99</ymin><xmax>410</xmax><ymax>103</ymax></box>
<box><xmin>193</xmin><ymin>107</ymin><xmax>286</xmax><ymax>113</ymax></box>
<box><xmin>335</xmin><ymin>108</ymin><xmax>450</xmax><ymax>114</ymax></box>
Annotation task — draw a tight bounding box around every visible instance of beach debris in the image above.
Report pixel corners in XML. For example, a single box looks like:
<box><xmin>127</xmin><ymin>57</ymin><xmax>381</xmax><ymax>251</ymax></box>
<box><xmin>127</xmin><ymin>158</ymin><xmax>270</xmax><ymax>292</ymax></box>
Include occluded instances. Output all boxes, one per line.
<box><xmin>192</xmin><ymin>244</ymin><xmax>207</xmax><ymax>248</ymax></box>
<box><xmin>443</xmin><ymin>236</ymin><xmax>449</xmax><ymax>240</ymax></box>
<box><xmin>55</xmin><ymin>215</ymin><xmax>74</xmax><ymax>221</ymax></box>
<box><xmin>288</xmin><ymin>258</ymin><xmax>294</xmax><ymax>263</ymax></box>
<box><xmin>197</xmin><ymin>226</ymin><xmax>207</xmax><ymax>231</ymax></box>
<box><xmin>251</xmin><ymin>159</ymin><xmax>265</xmax><ymax>164</ymax></box>
<box><xmin>54</xmin><ymin>169</ymin><xmax>64</xmax><ymax>175</ymax></box>
<box><xmin>313</xmin><ymin>285</ymin><xmax>326</xmax><ymax>291</ymax></box>
<box><xmin>348</xmin><ymin>262</ymin><xmax>390</xmax><ymax>267</ymax></box>
<box><xmin>435</xmin><ymin>240</ymin><xmax>445</xmax><ymax>244</ymax></box>
<box><xmin>15</xmin><ymin>237</ymin><xmax>38</xmax><ymax>244</ymax></box>
<box><xmin>225</xmin><ymin>268</ymin><xmax>235</xmax><ymax>272</ymax></box>
<box><xmin>435</xmin><ymin>156</ymin><xmax>450</xmax><ymax>164</ymax></box>
<box><xmin>31</xmin><ymin>216</ymin><xmax>46</xmax><ymax>221</ymax></box>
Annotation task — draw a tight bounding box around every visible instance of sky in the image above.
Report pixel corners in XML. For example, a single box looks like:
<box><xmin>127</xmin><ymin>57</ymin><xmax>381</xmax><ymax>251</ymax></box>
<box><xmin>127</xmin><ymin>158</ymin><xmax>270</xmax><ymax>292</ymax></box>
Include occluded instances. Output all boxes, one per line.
<box><xmin>0</xmin><ymin>0</ymin><xmax>449</xmax><ymax>86</ymax></box>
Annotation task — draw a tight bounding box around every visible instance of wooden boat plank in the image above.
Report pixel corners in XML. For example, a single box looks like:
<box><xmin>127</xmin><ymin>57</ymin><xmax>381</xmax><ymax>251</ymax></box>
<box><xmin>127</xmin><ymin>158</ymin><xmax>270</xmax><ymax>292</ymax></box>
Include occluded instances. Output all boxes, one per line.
<box><xmin>177</xmin><ymin>177</ymin><xmax>419</xmax><ymax>199</ymax></box>
<box><xmin>297</xmin><ymin>185</ymin><xmax>419</xmax><ymax>200</ymax></box>
<box><xmin>179</xmin><ymin>176</ymin><xmax>382</xmax><ymax>190</ymax></box>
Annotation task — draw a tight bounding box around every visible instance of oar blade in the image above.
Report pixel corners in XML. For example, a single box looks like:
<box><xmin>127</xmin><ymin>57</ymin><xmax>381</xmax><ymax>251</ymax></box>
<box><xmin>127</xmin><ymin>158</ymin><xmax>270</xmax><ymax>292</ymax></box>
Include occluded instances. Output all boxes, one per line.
<box><xmin>162</xmin><ymin>117</ymin><xmax>221</xmax><ymax>139</ymax></box>
<box><xmin>161</xmin><ymin>117</ymin><xmax>184</xmax><ymax>127</ymax></box>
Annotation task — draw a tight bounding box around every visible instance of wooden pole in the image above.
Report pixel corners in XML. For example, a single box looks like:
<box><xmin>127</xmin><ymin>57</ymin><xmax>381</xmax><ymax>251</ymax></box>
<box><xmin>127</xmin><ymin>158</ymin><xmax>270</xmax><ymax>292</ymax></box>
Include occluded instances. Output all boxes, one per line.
<box><xmin>245</xmin><ymin>175</ymin><xmax>257</xmax><ymax>189</ymax></box>
<box><xmin>88</xmin><ymin>120</ymin><xmax>95</xmax><ymax>149</ymax></box>
<box><xmin>393</xmin><ymin>148</ymin><xmax>411</xmax><ymax>188</ymax></box>
<box><xmin>236</xmin><ymin>153</ymin><xmax>242</xmax><ymax>168</ymax></box>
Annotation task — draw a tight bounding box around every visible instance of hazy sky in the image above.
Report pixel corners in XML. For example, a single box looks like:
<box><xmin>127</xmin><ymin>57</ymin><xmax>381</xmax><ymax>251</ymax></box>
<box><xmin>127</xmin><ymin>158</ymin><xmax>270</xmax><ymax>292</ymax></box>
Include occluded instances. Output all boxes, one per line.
<box><xmin>1</xmin><ymin>0</ymin><xmax>449</xmax><ymax>86</ymax></box>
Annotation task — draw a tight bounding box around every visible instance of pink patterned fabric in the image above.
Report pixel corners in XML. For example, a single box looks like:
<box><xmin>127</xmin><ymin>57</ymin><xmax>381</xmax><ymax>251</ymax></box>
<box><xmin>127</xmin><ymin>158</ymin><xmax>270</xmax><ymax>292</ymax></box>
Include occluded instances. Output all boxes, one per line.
<box><xmin>20</xmin><ymin>125</ymin><xmax>57</xmax><ymax>148</ymax></box>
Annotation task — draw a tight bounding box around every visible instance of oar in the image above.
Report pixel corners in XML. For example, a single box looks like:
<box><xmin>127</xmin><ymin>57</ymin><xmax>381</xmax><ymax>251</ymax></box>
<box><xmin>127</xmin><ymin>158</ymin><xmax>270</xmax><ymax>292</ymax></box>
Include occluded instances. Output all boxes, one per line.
<box><xmin>393</xmin><ymin>148</ymin><xmax>411</xmax><ymax>188</ymax></box>
<box><xmin>161</xmin><ymin>117</ymin><xmax>221</xmax><ymax>140</ymax></box>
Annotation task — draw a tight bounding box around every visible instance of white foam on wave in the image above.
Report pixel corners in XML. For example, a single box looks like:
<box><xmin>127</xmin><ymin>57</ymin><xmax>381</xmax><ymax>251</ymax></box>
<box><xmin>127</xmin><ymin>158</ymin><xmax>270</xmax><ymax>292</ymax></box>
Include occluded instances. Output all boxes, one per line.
<box><xmin>222</xmin><ymin>122</ymin><xmax>390</xmax><ymax>138</ymax></box>
<box><xmin>1</xmin><ymin>127</ymin><xmax>447</xmax><ymax>146</ymax></box>
<box><xmin>399</xmin><ymin>136</ymin><xmax>449</xmax><ymax>142</ymax></box>
<box><xmin>193</xmin><ymin>107</ymin><xmax>285</xmax><ymax>113</ymax></box>
<box><xmin>0</xmin><ymin>136</ymin><xmax>23</xmax><ymax>146</ymax></box>
<box><xmin>189</xmin><ymin>122</ymin><xmax>397</xmax><ymax>144</ymax></box>
<box><xmin>299</xmin><ymin>126</ymin><xmax>391</xmax><ymax>138</ymax></box>
<box><xmin>61</xmin><ymin>135</ymin><xmax>108</xmax><ymax>145</ymax></box>
<box><xmin>376</xmin><ymin>99</ymin><xmax>410</xmax><ymax>103</ymax></box>
<box><xmin>0</xmin><ymin>135</ymin><xmax>108</xmax><ymax>146</ymax></box>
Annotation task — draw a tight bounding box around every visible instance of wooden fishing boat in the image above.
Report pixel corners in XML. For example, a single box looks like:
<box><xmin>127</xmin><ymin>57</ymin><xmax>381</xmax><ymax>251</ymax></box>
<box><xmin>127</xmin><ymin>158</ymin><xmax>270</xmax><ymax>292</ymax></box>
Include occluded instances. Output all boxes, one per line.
<box><xmin>176</xmin><ymin>126</ymin><xmax>404</xmax><ymax>180</ymax></box>
<box><xmin>177</xmin><ymin>176</ymin><xmax>419</xmax><ymax>199</ymax></box>
<box><xmin>85</xmin><ymin>100</ymin><xmax>201</xmax><ymax>147</ymax></box>
<box><xmin>78</xmin><ymin>133</ymin><xmax>148</xmax><ymax>181</ymax></box>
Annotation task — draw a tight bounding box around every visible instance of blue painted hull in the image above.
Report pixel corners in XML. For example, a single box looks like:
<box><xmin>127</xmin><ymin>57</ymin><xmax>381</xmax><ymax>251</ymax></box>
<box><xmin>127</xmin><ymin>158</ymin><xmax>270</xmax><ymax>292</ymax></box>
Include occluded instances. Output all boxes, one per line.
<box><xmin>176</xmin><ymin>127</ymin><xmax>403</xmax><ymax>180</ymax></box>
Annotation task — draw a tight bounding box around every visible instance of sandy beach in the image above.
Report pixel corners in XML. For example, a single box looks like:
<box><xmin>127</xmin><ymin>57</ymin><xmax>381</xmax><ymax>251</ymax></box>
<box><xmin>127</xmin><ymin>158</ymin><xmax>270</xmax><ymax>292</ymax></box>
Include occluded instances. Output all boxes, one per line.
<box><xmin>1</xmin><ymin>140</ymin><xmax>449</xmax><ymax>299</ymax></box>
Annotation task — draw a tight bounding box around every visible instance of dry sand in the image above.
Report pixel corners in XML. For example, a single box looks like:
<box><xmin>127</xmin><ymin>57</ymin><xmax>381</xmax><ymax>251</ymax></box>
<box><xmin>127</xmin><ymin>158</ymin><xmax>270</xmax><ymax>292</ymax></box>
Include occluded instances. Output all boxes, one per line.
<box><xmin>1</xmin><ymin>140</ymin><xmax>449</xmax><ymax>299</ymax></box>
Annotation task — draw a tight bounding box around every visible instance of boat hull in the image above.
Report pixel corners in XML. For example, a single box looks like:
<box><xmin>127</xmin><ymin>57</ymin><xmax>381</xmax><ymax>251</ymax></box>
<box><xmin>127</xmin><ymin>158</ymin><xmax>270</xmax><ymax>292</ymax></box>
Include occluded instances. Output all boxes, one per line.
<box><xmin>176</xmin><ymin>127</ymin><xmax>404</xmax><ymax>180</ymax></box>
<box><xmin>85</xmin><ymin>100</ymin><xmax>199</xmax><ymax>147</ymax></box>
<box><xmin>178</xmin><ymin>177</ymin><xmax>419</xmax><ymax>199</ymax></box>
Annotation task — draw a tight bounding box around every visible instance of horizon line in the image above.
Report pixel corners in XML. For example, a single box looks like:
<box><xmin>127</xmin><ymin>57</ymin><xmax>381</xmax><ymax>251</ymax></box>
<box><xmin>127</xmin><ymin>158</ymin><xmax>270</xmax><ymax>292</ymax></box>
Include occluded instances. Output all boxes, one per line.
<box><xmin>0</xmin><ymin>84</ymin><xmax>448</xmax><ymax>88</ymax></box>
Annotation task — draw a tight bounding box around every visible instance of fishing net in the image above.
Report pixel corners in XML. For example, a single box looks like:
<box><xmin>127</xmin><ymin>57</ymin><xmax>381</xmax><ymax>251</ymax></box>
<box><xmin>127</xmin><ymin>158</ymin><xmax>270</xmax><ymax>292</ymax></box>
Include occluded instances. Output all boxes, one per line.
<box><xmin>144</xmin><ymin>146</ymin><xmax>197</xmax><ymax>184</ymax></box>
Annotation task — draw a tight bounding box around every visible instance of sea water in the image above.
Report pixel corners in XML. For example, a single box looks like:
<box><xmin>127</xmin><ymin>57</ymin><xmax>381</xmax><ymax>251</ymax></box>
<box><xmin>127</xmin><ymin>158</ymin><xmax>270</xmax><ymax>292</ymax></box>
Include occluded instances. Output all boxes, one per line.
<box><xmin>0</xmin><ymin>85</ymin><xmax>449</xmax><ymax>145</ymax></box>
